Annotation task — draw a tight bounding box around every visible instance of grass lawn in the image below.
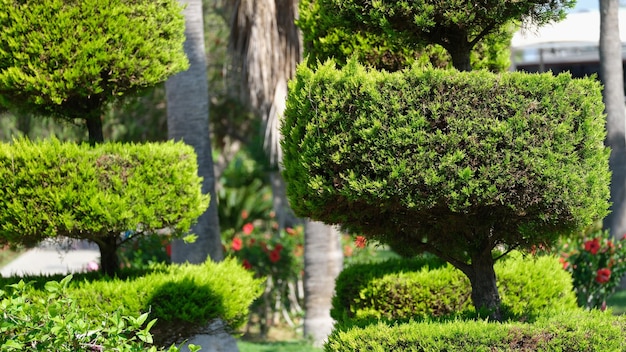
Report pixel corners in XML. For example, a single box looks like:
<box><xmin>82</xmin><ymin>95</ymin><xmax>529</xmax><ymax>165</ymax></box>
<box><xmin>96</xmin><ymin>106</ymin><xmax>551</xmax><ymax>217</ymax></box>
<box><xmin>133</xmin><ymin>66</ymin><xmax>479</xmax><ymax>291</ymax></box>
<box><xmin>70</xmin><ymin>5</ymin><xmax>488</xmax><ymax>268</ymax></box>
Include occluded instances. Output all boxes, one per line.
<box><xmin>238</xmin><ymin>340</ymin><xmax>321</xmax><ymax>352</ymax></box>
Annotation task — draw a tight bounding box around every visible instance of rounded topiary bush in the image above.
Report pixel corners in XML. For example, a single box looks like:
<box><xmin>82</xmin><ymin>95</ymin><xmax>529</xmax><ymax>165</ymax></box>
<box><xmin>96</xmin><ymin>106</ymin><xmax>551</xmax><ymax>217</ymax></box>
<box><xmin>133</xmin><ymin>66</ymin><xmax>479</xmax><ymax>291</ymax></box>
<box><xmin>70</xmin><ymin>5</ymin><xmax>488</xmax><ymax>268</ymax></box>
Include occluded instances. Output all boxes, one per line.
<box><xmin>0</xmin><ymin>258</ymin><xmax>264</xmax><ymax>348</ymax></box>
<box><xmin>332</xmin><ymin>253</ymin><xmax>577</xmax><ymax>326</ymax></box>
<box><xmin>0</xmin><ymin>138</ymin><xmax>209</xmax><ymax>275</ymax></box>
<box><xmin>282</xmin><ymin>59</ymin><xmax>609</xmax><ymax>318</ymax></box>
<box><xmin>74</xmin><ymin>258</ymin><xmax>263</xmax><ymax>346</ymax></box>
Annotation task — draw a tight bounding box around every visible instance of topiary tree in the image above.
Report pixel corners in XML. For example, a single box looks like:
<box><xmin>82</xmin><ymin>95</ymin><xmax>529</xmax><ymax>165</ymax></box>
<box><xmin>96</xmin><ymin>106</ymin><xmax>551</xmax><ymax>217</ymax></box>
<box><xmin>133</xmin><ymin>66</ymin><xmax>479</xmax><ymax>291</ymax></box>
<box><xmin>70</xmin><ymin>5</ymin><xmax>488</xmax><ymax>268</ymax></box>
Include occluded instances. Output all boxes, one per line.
<box><xmin>0</xmin><ymin>0</ymin><xmax>188</xmax><ymax>144</ymax></box>
<box><xmin>281</xmin><ymin>61</ymin><xmax>611</xmax><ymax>320</ymax></box>
<box><xmin>0</xmin><ymin>138</ymin><xmax>209</xmax><ymax>276</ymax></box>
<box><xmin>298</xmin><ymin>0</ymin><xmax>574</xmax><ymax>71</ymax></box>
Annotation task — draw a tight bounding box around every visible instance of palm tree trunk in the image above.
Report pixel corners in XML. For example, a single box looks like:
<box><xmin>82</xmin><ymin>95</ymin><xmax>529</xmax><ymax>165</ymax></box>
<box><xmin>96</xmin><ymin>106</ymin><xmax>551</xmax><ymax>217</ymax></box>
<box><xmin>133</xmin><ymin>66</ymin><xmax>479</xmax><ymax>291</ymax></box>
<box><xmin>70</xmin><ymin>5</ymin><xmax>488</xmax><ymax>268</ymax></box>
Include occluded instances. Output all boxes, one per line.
<box><xmin>303</xmin><ymin>221</ymin><xmax>343</xmax><ymax>347</ymax></box>
<box><xmin>166</xmin><ymin>0</ymin><xmax>223</xmax><ymax>263</ymax></box>
<box><xmin>600</xmin><ymin>0</ymin><xmax>626</xmax><ymax>239</ymax></box>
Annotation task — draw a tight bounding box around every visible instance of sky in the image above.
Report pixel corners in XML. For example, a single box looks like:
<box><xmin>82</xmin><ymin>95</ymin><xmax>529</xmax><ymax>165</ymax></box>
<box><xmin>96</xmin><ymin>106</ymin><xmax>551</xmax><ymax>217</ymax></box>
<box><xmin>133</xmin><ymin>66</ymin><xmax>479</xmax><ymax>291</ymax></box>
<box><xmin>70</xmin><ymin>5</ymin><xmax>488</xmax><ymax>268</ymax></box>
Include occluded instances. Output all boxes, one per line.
<box><xmin>569</xmin><ymin>0</ymin><xmax>626</xmax><ymax>12</ymax></box>
<box><xmin>570</xmin><ymin>0</ymin><xmax>599</xmax><ymax>12</ymax></box>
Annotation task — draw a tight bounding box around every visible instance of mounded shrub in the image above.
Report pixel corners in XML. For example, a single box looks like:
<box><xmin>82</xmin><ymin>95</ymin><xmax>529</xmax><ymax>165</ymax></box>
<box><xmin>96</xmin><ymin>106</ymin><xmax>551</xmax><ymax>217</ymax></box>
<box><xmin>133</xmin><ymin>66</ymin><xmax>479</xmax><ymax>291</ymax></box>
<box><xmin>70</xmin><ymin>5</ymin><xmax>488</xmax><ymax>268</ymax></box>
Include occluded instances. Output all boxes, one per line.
<box><xmin>332</xmin><ymin>253</ymin><xmax>577</xmax><ymax>326</ymax></box>
<box><xmin>0</xmin><ymin>138</ymin><xmax>209</xmax><ymax>275</ymax></box>
<box><xmin>0</xmin><ymin>258</ymin><xmax>263</xmax><ymax>348</ymax></box>
<box><xmin>325</xmin><ymin>310</ymin><xmax>626</xmax><ymax>352</ymax></box>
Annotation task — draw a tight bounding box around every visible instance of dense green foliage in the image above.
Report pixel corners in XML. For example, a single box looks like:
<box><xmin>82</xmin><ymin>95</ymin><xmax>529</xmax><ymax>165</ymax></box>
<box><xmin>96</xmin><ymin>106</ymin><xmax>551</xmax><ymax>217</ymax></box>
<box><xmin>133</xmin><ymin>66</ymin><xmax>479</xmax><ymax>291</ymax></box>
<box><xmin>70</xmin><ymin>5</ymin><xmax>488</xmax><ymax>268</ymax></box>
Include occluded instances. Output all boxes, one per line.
<box><xmin>0</xmin><ymin>138</ymin><xmax>209</xmax><ymax>274</ymax></box>
<box><xmin>298</xmin><ymin>0</ymin><xmax>573</xmax><ymax>71</ymax></box>
<box><xmin>0</xmin><ymin>138</ymin><xmax>207</xmax><ymax>246</ymax></box>
<box><xmin>0</xmin><ymin>258</ymin><xmax>263</xmax><ymax>348</ymax></box>
<box><xmin>0</xmin><ymin>0</ymin><xmax>188</xmax><ymax>142</ymax></box>
<box><xmin>325</xmin><ymin>310</ymin><xmax>626</xmax><ymax>352</ymax></box>
<box><xmin>0</xmin><ymin>275</ymin><xmax>186</xmax><ymax>352</ymax></box>
<box><xmin>332</xmin><ymin>253</ymin><xmax>576</xmax><ymax>326</ymax></box>
<box><xmin>298</xmin><ymin>0</ymin><xmax>513</xmax><ymax>72</ymax></box>
<box><xmin>282</xmin><ymin>60</ymin><xmax>610</xmax><ymax>266</ymax></box>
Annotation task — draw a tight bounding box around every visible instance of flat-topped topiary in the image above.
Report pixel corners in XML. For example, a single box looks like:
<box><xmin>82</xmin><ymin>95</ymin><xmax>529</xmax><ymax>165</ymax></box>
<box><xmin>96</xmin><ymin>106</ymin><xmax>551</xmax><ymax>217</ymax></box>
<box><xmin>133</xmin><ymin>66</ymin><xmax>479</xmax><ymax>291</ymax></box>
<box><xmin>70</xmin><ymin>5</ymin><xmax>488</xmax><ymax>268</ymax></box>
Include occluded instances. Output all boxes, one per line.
<box><xmin>0</xmin><ymin>138</ymin><xmax>209</xmax><ymax>275</ymax></box>
<box><xmin>281</xmin><ymin>60</ymin><xmax>610</xmax><ymax>320</ymax></box>
<box><xmin>0</xmin><ymin>0</ymin><xmax>188</xmax><ymax>144</ymax></box>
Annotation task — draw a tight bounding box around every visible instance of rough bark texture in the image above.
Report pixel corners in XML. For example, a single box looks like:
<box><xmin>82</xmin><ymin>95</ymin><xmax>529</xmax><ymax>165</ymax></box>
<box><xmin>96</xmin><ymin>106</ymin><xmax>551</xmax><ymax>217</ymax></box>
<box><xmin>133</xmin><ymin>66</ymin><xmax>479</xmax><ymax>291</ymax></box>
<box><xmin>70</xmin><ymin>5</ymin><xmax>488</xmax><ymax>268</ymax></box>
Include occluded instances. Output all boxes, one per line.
<box><xmin>467</xmin><ymin>251</ymin><xmax>502</xmax><ymax>320</ymax></box>
<box><xmin>601</xmin><ymin>0</ymin><xmax>626</xmax><ymax>241</ymax></box>
<box><xmin>303</xmin><ymin>221</ymin><xmax>343</xmax><ymax>347</ymax></box>
<box><xmin>167</xmin><ymin>0</ymin><xmax>223</xmax><ymax>263</ymax></box>
<box><xmin>228</xmin><ymin>1</ymin><xmax>344</xmax><ymax>345</ymax></box>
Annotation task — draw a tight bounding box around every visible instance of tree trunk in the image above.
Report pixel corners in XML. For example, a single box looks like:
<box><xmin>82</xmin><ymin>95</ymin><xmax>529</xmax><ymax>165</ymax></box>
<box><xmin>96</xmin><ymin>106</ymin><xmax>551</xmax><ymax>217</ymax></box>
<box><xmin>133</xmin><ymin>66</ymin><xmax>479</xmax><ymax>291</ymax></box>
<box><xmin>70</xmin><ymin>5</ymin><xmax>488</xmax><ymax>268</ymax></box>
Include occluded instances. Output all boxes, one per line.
<box><xmin>85</xmin><ymin>114</ymin><xmax>104</xmax><ymax>145</ymax></box>
<box><xmin>303</xmin><ymin>220</ymin><xmax>343</xmax><ymax>347</ymax></box>
<box><xmin>443</xmin><ymin>40</ymin><xmax>473</xmax><ymax>72</ymax></box>
<box><xmin>166</xmin><ymin>0</ymin><xmax>223</xmax><ymax>263</ymax></box>
<box><xmin>467</xmin><ymin>251</ymin><xmax>502</xmax><ymax>321</ymax></box>
<box><xmin>96</xmin><ymin>234</ymin><xmax>119</xmax><ymax>276</ymax></box>
<box><xmin>600</xmin><ymin>0</ymin><xmax>626</xmax><ymax>242</ymax></box>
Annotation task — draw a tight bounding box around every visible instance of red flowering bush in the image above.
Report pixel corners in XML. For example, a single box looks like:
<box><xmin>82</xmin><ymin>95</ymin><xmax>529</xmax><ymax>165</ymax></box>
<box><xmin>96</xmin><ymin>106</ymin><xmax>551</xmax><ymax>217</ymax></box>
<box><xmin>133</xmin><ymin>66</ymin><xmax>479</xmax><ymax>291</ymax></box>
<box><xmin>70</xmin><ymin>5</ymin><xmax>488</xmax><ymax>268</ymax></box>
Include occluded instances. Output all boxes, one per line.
<box><xmin>222</xmin><ymin>215</ymin><xmax>305</xmax><ymax>336</ymax></box>
<box><xmin>558</xmin><ymin>230</ymin><xmax>626</xmax><ymax>310</ymax></box>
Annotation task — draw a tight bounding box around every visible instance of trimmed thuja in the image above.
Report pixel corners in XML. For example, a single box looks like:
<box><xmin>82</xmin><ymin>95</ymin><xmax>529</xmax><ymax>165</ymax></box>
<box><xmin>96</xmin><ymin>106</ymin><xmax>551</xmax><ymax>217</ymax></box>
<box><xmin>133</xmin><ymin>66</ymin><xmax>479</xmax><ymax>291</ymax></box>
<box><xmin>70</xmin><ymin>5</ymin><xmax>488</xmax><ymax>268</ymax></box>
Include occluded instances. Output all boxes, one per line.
<box><xmin>0</xmin><ymin>0</ymin><xmax>188</xmax><ymax>144</ymax></box>
<box><xmin>281</xmin><ymin>60</ymin><xmax>611</xmax><ymax>320</ymax></box>
<box><xmin>0</xmin><ymin>138</ymin><xmax>209</xmax><ymax>276</ymax></box>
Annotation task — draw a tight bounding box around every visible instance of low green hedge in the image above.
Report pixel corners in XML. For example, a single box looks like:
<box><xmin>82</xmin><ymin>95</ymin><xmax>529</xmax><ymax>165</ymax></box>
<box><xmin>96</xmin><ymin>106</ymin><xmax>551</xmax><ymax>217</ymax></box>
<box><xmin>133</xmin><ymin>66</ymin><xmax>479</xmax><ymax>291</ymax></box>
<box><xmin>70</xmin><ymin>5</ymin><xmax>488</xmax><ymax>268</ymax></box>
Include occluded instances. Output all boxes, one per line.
<box><xmin>325</xmin><ymin>310</ymin><xmax>626</xmax><ymax>351</ymax></box>
<box><xmin>332</xmin><ymin>253</ymin><xmax>577</xmax><ymax>326</ymax></box>
<box><xmin>0</xmin><ymin>258</ymin><xmax>263</xmax><ymax>347</ymax></box>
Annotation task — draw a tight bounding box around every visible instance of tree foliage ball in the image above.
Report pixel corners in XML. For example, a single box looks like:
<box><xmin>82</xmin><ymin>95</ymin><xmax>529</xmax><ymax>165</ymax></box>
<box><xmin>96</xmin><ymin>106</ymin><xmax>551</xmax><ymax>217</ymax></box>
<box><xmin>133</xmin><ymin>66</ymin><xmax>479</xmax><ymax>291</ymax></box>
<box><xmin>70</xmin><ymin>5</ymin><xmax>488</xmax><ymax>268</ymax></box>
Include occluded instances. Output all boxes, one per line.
<box><xmin>0</xmin><ymin>0</ymin><xmax>188</xmax><ymax>120</ymax></box>
<box><xmin>281</xmin><ymin>60</ymin><xmax>610</xmax><ymax>256</ymax></box>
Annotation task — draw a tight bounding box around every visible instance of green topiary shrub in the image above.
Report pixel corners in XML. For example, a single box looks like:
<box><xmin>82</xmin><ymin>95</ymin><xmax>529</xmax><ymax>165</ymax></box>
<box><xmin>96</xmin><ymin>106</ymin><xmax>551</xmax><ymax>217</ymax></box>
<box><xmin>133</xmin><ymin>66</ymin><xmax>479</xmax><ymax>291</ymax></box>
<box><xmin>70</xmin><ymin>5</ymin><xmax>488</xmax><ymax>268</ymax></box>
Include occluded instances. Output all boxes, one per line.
<box><xmin>297</xmin><ymin>0</ymin><xmax>572</xmax><ymax>71</ymax></box>
<box><xmin>332</xmin><ymin>253</ymin><xmax>576</xmax><ymax>327</ymax></box>
<box><xmin>281</xmin><ymin>60</ymin><xmax>610</xmax><ymax>319</ymax></box>
<box><xmin>297</xmin><ymin>0</ymin><xmax>514</xmax><ymax>72</ymax></box>
<box><xmin>325</xmin><ymin>310</ymin><xmax>626</xmax><ymax>352</ymax></box>
<box><xmin>0</xmin><ymin>258</ymin><xmax>263</xmax><ymax>348</ymax></box>
<box><xmin>0</xmin><ymin>275</ymin><xmax>191</xmax><ymax>352</ymax></box>
<box><xmin>74</xmin><ymin>259</ymin><xmax>263</xmax><ymax>346</ymax></box>
<box><xmin>0</xmin><ymin>0</ymin><xmax>188</xmax><ymax>143</ymax></box>
<box><xmin>0</xmin><ymin>138</ymin><xmax>209</xmax><ymax>275</ymax></box>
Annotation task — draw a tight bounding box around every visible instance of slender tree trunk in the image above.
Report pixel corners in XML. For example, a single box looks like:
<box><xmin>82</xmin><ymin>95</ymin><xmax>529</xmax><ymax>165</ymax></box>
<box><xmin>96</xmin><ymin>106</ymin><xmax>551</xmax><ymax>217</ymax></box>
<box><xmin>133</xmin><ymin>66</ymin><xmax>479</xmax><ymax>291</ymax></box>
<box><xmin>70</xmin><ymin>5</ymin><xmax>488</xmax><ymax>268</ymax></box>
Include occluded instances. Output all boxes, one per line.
<box><xmin>600</xmin><ymin>0</ymin><xmax>626</xmax><ymax>243</ymax></box>
<box><xmin>167</xmin><ymin>0</ymin><xmax>223</xmax><ymax>263</ymax></box>
<box><xmin>467</xmin><ymin>251</ymin><xmax>502</xmax><ymax>321</ymax></box>
<box><xmin>303</xmin><ymin>220</ymin><xmax>343</xmax><ymax>347</ymax></box>
<box><xmin>96</xmin><ymin>234</ymin><xmax>119</xmax><ymax>276</ymax></box>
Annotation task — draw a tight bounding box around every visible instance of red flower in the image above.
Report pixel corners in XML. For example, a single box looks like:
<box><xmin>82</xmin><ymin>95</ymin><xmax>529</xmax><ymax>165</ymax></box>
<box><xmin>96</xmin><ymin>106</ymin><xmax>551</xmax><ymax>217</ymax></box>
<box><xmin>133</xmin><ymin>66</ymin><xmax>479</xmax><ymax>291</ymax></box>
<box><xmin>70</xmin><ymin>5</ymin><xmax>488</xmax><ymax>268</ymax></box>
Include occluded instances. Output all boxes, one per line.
<box><xmin>344</xmin><ymin>245</ymin><xmax>354</xmax><ymax>257</ymax></box>
<box><xmin>595</xmin><ymin>268</ymin><xmax>611</xmax><ymax>284</ymax></box>
<box><xmin>286</xmin><ymin>227</ymin><xmax>296</xmax><ymax>235</ymax></box>
<box><xmin>274</xmin><ymin>243</ymin><xmax>284</xmax><ymax>252</ymax></box>
<box><xmin>269</xmin><ymin>249</ymin><xmax>281</xmax><ymax>263</ymax></box>
<box><xmin>242</xmin><ymin>259</ymin><xmax>252</xmax><ymax>270</ymax></box>
<box><xmin>243</xmin><ymin>223</ymin><xmax>254</xmax><ymax>235</ymax></box>
<box><xmin>584</xmin><ymin>238</ymin><xmax>601</xmax><ymax>255</ymax></box>
<box><xmin>355</xmin><ymin>236</ymin><xmax>367</xmax><ymax>248</ymax></box>
<box><xmin>232</xmin><ymin>237</ymin><xmax>243</xmax><ymax>251</ymax></box>
<box><xmin>559</xmin><ymin>257</ymin><xmax>569</xmax><ymax>270</ymax></box>
<box><xmin>241</xmin><ymin>210</ymin><xmax>249</xmax><ymax>220</ymax></box>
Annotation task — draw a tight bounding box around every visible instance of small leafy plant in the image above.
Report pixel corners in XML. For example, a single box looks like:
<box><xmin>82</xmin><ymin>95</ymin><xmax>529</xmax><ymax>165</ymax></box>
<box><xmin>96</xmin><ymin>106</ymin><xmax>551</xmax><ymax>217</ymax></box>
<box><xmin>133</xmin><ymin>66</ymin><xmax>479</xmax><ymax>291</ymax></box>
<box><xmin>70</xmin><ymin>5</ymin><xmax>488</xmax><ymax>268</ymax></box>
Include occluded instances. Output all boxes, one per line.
<box><xmin>0</xmin><ymin>275</ymin><xmax>196</xmax><ymax>351</ymax></box>
<box><xmin>558</xmin><ymin>230</ymin><xmax>626</xmax><ymax>310</ymax></box>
